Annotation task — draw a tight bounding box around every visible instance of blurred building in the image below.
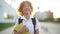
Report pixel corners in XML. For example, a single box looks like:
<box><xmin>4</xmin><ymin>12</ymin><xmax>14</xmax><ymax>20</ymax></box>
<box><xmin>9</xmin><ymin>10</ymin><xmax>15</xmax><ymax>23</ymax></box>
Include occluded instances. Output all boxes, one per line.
<box><xmin>47</xmin><ymin>10</ymin><xmax>53</xmax><ymax>18</ymax></box>
<box><xmin>34</xmin><ymin>10</ymin><xmax>53</xmax><ymax>21</ymax></box>
<box><xmin>0</xmin><ymin>0</ymin><xmax>18</xmax><ymax>22</ymax></box>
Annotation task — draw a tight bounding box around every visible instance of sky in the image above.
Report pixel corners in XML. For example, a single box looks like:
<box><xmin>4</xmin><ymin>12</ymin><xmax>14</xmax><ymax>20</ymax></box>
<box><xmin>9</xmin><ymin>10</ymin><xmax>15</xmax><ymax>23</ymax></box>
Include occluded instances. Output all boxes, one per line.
<box><xmin>4</xmin><ymin>0</ymin><xmax>60</xmax><ymax>18</ymax></box>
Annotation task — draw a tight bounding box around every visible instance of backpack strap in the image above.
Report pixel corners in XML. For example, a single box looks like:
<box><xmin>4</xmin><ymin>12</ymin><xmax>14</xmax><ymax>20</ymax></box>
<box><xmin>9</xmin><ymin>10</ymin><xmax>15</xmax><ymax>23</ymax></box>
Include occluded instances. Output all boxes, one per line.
<box><xmin>31</xmin><ymin>18</ymin><xmax>36</xmax><ymax>34</ymax></box>
<box><xmin>18</xmin><ymin>18</ymin><xmax>23</xmax><ymax>24</ymax></box>
<box><xmin>18</xmin><ymin>17</ymin><xmax>36</xmax><ymax>34</ymax></box>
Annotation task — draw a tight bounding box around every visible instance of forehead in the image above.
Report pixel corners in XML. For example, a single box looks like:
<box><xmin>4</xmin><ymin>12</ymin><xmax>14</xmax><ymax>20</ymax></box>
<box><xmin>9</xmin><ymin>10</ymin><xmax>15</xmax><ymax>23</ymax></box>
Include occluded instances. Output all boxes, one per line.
<box><xmin>23</xmin><ymin>2</ymin><xmax>30</xmax><ymax>6</ymax></box>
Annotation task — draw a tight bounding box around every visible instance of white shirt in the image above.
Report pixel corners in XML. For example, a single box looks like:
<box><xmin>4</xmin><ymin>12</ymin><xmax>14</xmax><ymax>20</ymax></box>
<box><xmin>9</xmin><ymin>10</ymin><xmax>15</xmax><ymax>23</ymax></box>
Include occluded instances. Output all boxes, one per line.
<box><xmin>14</xmin><ymin>16</ymin><xmax>40</xmax><ymax>34</ymax></box>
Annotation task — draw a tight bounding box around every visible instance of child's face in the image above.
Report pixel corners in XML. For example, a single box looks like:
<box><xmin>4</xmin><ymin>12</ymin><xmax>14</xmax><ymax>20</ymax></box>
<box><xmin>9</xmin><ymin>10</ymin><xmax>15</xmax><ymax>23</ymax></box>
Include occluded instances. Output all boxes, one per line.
<box><xmin>22</xmin><ymin>3</ymin><xmax>31</xmax><ymax>15</ymax></box>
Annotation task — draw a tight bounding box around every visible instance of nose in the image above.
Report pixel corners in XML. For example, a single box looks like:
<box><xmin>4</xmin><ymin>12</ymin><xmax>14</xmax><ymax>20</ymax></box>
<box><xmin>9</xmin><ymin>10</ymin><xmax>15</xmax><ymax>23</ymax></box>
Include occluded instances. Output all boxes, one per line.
<box><xmin>25</xmin><ymin>6</ymin><xmax>29</xmax><ymax>9</ymax></box>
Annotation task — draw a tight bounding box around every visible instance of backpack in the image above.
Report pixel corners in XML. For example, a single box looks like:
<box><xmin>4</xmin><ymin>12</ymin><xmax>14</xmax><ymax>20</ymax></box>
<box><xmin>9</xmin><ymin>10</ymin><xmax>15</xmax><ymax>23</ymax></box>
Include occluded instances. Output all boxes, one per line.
<box><xmin>18</xmin><ymin>17</ymin><xmax>36</xmax><ymax>34</ymax></box>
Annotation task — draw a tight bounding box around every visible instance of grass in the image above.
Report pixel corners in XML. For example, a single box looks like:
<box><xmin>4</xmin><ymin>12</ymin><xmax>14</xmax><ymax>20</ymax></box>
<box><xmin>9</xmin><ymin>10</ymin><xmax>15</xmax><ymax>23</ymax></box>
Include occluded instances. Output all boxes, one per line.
<box><xmin>0</xmin><ymin>22</ymin><xmax>15</xmax><ymax>31</ymax></box>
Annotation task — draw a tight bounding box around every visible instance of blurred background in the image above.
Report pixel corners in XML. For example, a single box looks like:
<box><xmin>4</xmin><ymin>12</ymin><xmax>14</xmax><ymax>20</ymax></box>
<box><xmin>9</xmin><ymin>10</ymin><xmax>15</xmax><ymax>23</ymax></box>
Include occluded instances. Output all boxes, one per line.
<box><xmin>0</xmin><ymin>0</ymin><xmax>60</xmax><ymax>34</ymax></box>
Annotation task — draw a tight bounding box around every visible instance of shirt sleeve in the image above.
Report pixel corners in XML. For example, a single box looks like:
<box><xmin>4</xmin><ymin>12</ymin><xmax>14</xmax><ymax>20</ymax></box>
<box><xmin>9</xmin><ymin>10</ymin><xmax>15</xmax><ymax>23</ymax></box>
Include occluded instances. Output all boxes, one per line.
<box><xmin>35</xmin><ymin>18</ymin><xmax>41</xmax><ymax>30</ymax></box>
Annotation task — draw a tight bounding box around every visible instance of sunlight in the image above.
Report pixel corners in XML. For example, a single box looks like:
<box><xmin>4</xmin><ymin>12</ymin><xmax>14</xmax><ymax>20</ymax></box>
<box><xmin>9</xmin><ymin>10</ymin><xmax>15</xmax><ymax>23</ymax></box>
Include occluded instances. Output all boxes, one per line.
<box><xmin>5</xmin><ymin>0</ymin><xmax>12</xmax><ymax>4</ymax></box>
<box><xmin>4</xmin><ymin>12</ymin><xmax>8</xmax><ymax>19</ymax></box>
<box><xmin>4</xmin><ymin>0</ymin><xmax>60</xmax><ymax>18</ymax></box>
<box><xmin>39</xmin><ymin>0</ymin><xmax>60</xmax><ymax>18</ymax></box>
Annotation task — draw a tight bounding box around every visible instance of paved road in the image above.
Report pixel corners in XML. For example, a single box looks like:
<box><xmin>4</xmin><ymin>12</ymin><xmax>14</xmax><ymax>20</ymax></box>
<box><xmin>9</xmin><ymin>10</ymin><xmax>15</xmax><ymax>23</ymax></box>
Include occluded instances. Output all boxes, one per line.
<box><xmin>40</xmin><ymin>22</ymin><xmax>60</xmax><ymax>34</ymax></box>
<box><xmin>0</xmin><ymin>22</ymin><xmax>60</xmax><ymax>34</ymax></box>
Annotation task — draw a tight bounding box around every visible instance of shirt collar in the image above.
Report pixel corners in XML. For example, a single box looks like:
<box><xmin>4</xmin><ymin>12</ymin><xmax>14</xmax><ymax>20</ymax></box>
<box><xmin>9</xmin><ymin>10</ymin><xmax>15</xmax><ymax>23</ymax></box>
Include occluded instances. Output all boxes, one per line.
<box><xmin>20</xmin><ymin>16</ymin><xmax>33</xmax><ymax>21</ymax></box>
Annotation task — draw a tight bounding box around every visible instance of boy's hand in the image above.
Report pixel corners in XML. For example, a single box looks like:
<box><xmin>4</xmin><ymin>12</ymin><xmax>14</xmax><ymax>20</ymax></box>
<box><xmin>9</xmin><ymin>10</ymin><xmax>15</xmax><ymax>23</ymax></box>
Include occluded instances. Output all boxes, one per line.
<box><xmin>21</xmin><ymin>25</ymin><xmax>29</xmax><ymax>32</ymax></box>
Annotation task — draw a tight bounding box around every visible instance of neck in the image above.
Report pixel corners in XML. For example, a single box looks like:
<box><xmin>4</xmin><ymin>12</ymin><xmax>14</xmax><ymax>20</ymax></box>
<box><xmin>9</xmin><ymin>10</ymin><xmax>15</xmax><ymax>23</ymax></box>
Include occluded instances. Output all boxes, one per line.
<box><xmin>23</xmin><ymin>14</ymin><xmax>30</xmax><ymax>20</ymax></box>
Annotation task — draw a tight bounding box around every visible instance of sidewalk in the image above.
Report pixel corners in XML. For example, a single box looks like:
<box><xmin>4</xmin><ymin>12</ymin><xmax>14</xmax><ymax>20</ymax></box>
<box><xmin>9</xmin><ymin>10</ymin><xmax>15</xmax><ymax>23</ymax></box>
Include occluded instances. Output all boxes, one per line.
<box><xmin>0</xmin><ymin>23</ymin><xmax>60</xmax><ymax>34</ymax></box>
<box><xmin>0</xmin><ymin>26</ymin><xmax>14</xmax><ymax>34</ymax></box>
